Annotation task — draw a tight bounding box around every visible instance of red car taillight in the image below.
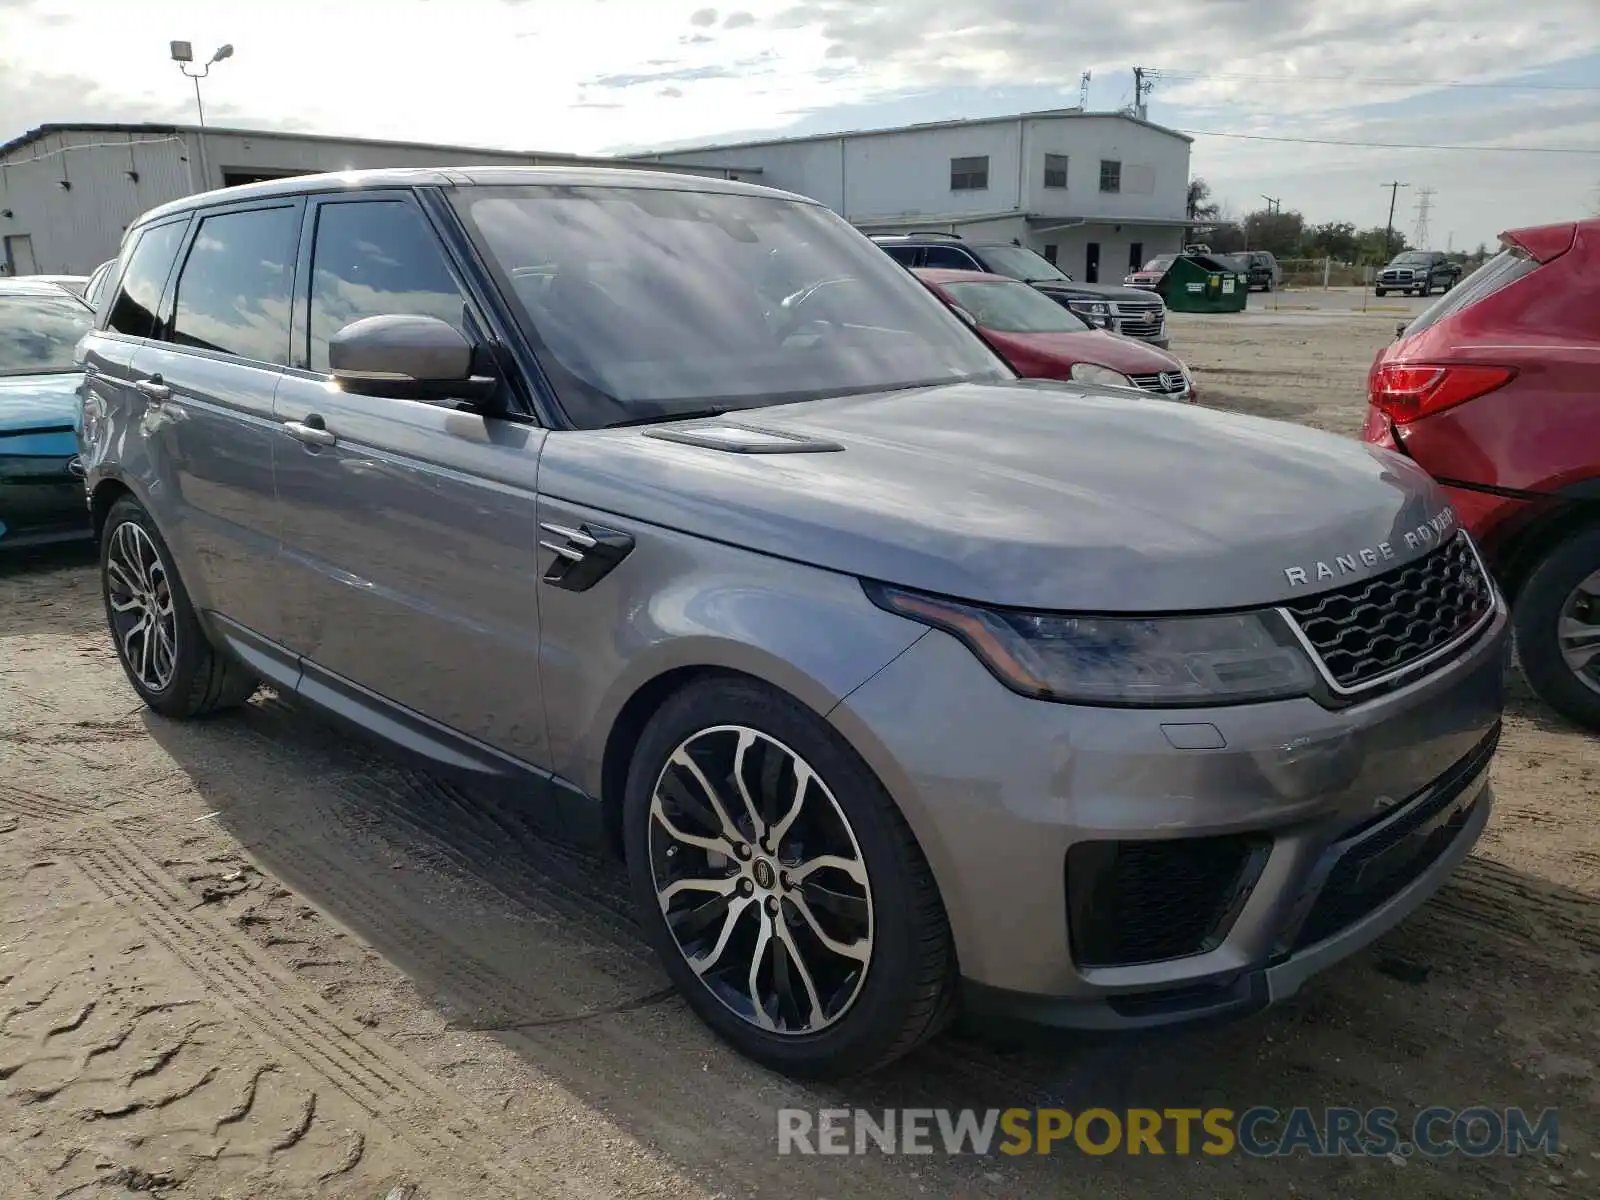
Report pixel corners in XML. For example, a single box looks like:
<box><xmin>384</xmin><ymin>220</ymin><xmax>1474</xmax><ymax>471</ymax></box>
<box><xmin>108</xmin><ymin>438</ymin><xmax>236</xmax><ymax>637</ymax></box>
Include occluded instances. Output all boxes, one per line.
<box><xmin>1369</xmin><ymin>363</ymin><xmax>1516</xmax><ymax>424</ymax></box>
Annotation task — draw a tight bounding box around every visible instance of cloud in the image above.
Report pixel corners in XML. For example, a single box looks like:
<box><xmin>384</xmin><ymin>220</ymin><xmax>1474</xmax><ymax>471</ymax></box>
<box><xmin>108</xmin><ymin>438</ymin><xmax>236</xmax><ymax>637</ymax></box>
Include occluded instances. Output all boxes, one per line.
<box><xmin>689</xmin><ymin>6</ymin><xmax>718</xmax><ymax>26</ymax></box>
<box><xmin>660</xmin><ymin>86</ymin><xmax>684</xmax><ymax>99</ymax></box>
<box><xmin>723</xmin><ymin>10</ymin><xmax>755</xmax><ymax>28</ymax></box>
<box><xmin>589</xmin><ymin>64</ymin><xmax>738</xmax><ymax>89</ymax></box>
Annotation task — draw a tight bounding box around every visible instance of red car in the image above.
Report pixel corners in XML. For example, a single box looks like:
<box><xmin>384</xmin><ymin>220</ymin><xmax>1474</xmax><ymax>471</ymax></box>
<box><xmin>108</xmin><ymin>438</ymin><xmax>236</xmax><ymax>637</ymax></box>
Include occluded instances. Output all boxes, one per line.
<box><xmin>1362</xmin><ymin>218</ymin><xmax>1600</xmax><ymax>728</ymax></box>
<box><xmin>913</xmin><ymin>268</ymin><xmax>1195</xmax><ymax>402</ymax></box>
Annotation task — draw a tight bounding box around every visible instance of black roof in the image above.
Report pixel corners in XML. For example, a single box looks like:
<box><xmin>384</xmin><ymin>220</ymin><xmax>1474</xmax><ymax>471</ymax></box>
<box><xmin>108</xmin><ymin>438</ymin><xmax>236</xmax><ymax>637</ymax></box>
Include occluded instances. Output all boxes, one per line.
<box><xmin>133</xmin><ymin>165</ymin><xmax>806</xmax><ymax>227</ymax></box>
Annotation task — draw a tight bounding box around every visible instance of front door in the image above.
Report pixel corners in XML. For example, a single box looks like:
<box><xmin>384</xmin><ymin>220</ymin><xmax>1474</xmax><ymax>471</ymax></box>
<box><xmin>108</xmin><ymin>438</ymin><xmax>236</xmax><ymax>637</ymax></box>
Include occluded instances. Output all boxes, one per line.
<box><xmin>129</xmin><ymin>200</ymin><xmax>301</xmax><ymax>644</ymax></box>
<box><xmin>271</xmin><ymin>193</ymin><xmax>553</xmax><ymax>767</ymax></box>
<box><xmin>1085</xmin><ymin>242</ymin><xmax>1101</xmax><ymax>283</ymax></box>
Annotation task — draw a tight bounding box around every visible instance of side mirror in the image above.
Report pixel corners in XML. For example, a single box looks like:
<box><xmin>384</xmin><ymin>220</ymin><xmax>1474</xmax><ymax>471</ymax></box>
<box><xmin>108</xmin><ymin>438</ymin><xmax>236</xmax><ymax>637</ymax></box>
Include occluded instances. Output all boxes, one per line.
<box><xmin>329</xmin><ymin>314</ymin><xmax>498</xmax><ymax>405</ymax></box>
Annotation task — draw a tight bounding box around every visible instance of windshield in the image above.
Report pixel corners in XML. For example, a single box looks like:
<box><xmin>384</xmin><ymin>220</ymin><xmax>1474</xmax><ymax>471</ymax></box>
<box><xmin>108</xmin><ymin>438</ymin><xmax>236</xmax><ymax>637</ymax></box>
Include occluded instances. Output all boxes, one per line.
<box><xmin>0</xmin><ymin>292</ymin><xmax>93</xmax><ymax>376</ymax></box>
<box><xmin>1140</xmin><ymin>255</ymin><xmax>1176</xmax><ymax>272</ymax></box>
<box><xmin>979</xmin><ymin>245</ymin><xmax>1071</xmax><ymax>283</ymax></box>
<box><xmin>452</xmin><ymin>186</ymin><xmax>1009</xmax><ymax>427</ymax></box>
<box><xmin>941</xmin><ymin>280</ymin><xmax>1092</xmax><ymax>333</ymax></box>
<box><xmin>1391</xmin><ymin>252</ymin><xmax>1431</xmax><ymax>266</ymax></box>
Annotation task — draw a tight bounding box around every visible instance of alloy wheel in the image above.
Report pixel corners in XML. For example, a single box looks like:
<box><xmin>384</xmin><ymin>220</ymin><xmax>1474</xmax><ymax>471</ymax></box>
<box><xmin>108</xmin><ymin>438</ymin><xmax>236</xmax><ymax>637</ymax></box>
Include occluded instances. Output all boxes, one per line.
<box><xmin>105</xmin><ymin>521</ymin><xmax>179</xmax><ymax>693</ymax></box>
<box><xmin>1559</xmin><ymin>568</ymin><xmax>1600</xmax><ymax>697</ymax></box>
<box><xmin>648</xmin><ymin>725</ymin><xmax>874</xmax><ymax>1034</ymax></box>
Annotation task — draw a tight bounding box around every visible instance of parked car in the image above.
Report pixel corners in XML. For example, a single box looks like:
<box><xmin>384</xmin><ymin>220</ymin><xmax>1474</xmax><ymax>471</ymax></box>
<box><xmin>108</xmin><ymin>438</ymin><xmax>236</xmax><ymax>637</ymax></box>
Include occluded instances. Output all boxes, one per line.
<box><xmin>1375</xmin><ymin>251</ymin><xmax>1461</xmax><ymax>297</ymax></box>
<box><xmin>0</xmin><ymin>279</ymin><xmax>92</xmax><ymax>549</ymax></box>
<box><xmin>871</xmin><ymin>233</ymin><xmax>1170</xmax><ymax>348</ymax></box>
<box><xmin>25</xmin><ymin>274</ymin><xmax>91</xmax><ymax>297</ymax></box>
<box><xmin>83</xmin><ymin>259</ymin><xmax>117</xmax><ymax>312</ymax></box>
<box><xmin>1233</xmin><ymin>251</ymin><xmax>1282</xmax><ymax>292</ymax></box>
<box><xmin>914</xmin><ymin>268</ymin><xmax>1194</xmax><ymax>401</ymax></box>
<box><xmin>80</xmin><ymin>167</ymin><xmax>1505</xmax><ymax>1079</ymax></box>
<box><xmin>1124</xmin><ymin>253</ymin><xmax>1176</xmax><ymax>290</ymax></box>
<box><xmin>1363</xmin><ymin>218</ymin><xmax>1600</xmax><ymax>729</ymax></box>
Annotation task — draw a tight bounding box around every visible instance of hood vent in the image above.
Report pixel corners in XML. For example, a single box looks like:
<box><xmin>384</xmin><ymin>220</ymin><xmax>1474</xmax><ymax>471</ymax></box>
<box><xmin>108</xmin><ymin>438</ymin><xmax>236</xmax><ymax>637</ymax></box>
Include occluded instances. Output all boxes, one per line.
<box><xmin>643</xmin><ymin>423</ymin><xmax>843</xmax><ymax>455</ymax></box>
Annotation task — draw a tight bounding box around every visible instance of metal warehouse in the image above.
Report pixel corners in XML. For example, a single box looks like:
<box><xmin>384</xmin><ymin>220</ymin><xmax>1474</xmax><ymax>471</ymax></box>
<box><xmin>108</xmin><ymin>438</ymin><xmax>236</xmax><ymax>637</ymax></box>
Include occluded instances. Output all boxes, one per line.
<box><xmin>0</xmin><ymin>123</ymin><xmax>742</xmax><ymax>276</ymax></box>
<box><xmin>638</xmin><ymin>108</ymin><xmax>1196</xmax><ymax>284</ymax></box>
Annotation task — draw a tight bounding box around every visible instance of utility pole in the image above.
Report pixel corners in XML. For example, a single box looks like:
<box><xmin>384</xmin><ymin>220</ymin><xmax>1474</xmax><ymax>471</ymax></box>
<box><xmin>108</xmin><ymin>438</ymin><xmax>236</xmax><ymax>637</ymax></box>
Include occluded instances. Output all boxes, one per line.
<box><xmin>1380</xmin><ymin>180</ymin><xmax>1409</xmax><ymax>260</ymax></box>
<box><xmin>1413</xmin><ymin>187</ymin><xmax>1435</xmax><ymax>249</ymax></box>
<box><xmin>1132</xmin><ymin>67</ymin><xmax>1154</xmax><ymax>120</ymax></box>
<box><xmin>1260</xmin><ymin>194</ymin><xmax>1281</xmax><ymax>214</ymax></box>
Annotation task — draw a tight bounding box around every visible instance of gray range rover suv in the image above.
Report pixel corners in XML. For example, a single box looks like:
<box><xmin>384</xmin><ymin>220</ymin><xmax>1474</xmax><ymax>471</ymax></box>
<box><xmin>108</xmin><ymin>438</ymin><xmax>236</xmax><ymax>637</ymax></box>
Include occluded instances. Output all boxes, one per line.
<box><xmin>77</xmin><ymin>167</ymin><xmax>1507</xmax><ymax>1079</ymax></box>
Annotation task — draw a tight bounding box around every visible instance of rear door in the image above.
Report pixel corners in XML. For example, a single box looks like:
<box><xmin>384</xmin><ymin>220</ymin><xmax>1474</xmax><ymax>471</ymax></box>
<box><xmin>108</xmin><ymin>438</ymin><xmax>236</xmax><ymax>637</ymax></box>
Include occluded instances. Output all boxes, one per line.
<box><xmin>271</xmin><ymin>191</ymin><xmax>553</xmax><ymax>766</ymax></box>
<box><xmin>128</xmin><ymin>198</ymin><xmax>302</xmax><ymax>643</ymax></box>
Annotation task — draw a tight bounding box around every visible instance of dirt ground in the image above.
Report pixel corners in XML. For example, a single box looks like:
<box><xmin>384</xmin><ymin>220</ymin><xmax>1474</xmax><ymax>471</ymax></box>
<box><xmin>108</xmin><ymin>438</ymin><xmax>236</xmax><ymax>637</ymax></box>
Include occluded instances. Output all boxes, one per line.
<box><xmin>2</xmin><ymin>310</ymin><xmax>1597</xmax><ymax>1199</ymax></box>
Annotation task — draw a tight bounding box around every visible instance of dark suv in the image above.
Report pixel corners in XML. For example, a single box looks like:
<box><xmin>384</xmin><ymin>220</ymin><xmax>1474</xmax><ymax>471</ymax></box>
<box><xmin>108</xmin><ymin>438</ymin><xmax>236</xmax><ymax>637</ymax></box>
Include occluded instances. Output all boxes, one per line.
<box><xmin>1232</xmin><ymin>251</ymin><xmax>1281</xmax><ymax>293</ymax></box>
<box><xmin>872</xmin><ymin>234</ymin><xmax>1169</xmax><ymax>348</ymax></box>
<box><xmin>1376</xmin><ymin>251</ymin><xmax>1461</xmax><ymax>297</ymax></box>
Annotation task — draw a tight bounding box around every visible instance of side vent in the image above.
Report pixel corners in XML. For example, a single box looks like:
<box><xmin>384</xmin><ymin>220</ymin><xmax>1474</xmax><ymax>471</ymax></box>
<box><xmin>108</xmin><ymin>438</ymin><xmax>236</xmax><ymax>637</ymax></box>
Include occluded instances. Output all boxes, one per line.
<box><xmin>538</xmin><ymin>521</ymin><xmax>635</xmax><ymax>592</ymax></box>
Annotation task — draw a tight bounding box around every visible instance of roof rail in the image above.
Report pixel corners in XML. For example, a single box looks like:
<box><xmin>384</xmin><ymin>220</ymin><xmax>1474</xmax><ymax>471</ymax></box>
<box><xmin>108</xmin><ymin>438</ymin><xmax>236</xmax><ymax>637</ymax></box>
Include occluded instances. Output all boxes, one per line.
<box><xmin>906</xmin><ymin>230</ymin><xmax>964</xmax><ymax>240</ymax></box>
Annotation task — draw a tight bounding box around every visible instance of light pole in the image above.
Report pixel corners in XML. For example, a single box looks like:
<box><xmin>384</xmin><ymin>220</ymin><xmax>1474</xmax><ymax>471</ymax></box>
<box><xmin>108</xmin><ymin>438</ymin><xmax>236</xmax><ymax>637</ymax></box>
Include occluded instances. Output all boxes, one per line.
<box><xmin>170</xmin><ymin>40</ymin><xmax>233</xmax><ymax>192</ymax></box>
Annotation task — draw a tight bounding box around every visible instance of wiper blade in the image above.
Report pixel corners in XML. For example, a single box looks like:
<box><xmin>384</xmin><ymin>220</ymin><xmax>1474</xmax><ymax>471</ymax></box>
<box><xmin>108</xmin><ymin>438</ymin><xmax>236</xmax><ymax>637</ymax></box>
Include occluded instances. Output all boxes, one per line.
<box><xmin>603</xmin><ymin>406</ymin><xmax>733</xmax><ymax>429</ymax></box>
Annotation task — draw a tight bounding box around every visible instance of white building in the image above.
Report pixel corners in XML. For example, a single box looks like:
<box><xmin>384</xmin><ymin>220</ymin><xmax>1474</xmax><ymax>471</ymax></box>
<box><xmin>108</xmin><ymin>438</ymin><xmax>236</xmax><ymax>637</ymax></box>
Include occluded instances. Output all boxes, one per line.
<box><xmin>0</xmin><ymin>123</ymin><xmax>739</xmax><ymax>275</ymax></box>
<box><xmin>639</xmin><ymin>109</ymin><xmax>1194</xmax><ymax>284</ymax></box>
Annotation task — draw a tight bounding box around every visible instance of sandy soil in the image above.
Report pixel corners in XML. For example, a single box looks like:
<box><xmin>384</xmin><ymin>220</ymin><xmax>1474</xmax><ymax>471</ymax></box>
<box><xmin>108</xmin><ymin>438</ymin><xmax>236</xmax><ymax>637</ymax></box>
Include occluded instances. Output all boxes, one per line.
<box><xmin>2</xmin><ymin>310</ymin><xmax>1597</xmax><ymax>1199</ymax></box>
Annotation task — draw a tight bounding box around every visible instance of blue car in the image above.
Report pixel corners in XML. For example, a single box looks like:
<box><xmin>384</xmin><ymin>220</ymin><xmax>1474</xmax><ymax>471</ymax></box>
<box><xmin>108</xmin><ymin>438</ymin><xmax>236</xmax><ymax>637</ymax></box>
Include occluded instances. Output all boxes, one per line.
<box><xmin>0</xmin><ymin>279</ymin><xmax>94</xmax><ymax>548</ymax></box>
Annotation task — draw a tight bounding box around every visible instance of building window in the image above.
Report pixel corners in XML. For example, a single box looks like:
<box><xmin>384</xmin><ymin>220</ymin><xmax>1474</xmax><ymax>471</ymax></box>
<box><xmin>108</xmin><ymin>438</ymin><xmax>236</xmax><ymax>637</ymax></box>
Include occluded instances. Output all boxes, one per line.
<box><xmin>1043</xmin><ymin>244</ymin><xmax>1058</xmax><ymax>264</ymax></box>
<box><xmin>1128</xmin><ymin>242</ymin><xmax>1143</xmax><ymax>271</ymax></box>
<box><xmin>1099</xmin><ymin>160</ymin><xmax>1122</xmax><ymax>193</ymax></box>
<box><xmin>950</xmin><ymin>156</ymin><xmax>989</xmax><ymax>191</ymax></box>
<box><xmin>1043</xmin><ymin>154</ymin><xmax>1068</xmax><ymax>189</ymax></box>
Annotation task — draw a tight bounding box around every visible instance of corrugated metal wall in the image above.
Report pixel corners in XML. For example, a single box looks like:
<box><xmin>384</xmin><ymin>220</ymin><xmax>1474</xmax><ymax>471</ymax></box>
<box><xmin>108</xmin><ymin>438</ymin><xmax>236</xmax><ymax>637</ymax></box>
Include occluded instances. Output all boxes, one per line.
<box><xmin>0</xmin><ymin>130</ymin><xmax>197</xmax><ymax>274</ymax></box>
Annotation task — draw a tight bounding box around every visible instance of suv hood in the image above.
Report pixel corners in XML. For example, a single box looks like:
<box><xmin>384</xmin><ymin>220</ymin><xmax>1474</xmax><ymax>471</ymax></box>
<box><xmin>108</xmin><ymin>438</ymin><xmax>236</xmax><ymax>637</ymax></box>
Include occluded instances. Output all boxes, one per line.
<box><xmin>1032</xmin><ymin>281</ymin><xmax>1158</xmax><ymax>304</ymax></box>
<box><xmin>541</xmin><ymin>381</ymin><xmax>1449</xmax><ymax>612</ymax></box>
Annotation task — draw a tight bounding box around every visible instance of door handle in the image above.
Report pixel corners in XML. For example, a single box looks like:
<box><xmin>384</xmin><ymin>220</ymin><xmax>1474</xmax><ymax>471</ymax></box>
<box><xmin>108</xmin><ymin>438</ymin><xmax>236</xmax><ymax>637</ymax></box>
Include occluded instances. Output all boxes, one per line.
<box><xmin>282</xmin><ymin>419</ymin><xmax>337</xmax><ymax>447</ymax></box>
<box><xmin>134</xmin><ymin>375</ymin><xmax>171</xmax><ymax>402</ymax></box>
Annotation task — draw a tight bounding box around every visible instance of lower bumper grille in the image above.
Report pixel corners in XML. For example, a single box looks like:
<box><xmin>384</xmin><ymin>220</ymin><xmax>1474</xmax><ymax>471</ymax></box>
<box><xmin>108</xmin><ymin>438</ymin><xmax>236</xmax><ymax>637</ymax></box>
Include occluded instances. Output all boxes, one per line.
<box><xmin>1066</xmin><ymin>835</ymin><xmax>1269</xmax><ymax>968</ymax></box>
<box><xmin>1288</xmin><ymin>724</ymin><xmax>1499</xmax><ymax>952</ymax></box>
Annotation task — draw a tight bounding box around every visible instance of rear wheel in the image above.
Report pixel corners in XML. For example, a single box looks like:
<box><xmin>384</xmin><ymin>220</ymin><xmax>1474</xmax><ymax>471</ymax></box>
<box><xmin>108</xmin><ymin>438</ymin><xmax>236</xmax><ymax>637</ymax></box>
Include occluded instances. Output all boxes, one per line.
<box><xmin>623</xmin><ymin>676</ymin><xmax>956</xmax><ymax>1078</ymax></box>
<box><xmin>1512</xmin><ymin>529</ymin><xmax>1600</xmax><ymax>731</ymax></box>
<box><xmin>101</xmin><ymin>496</ymin><xmax>259</xmax><ymax>718</ymax></box>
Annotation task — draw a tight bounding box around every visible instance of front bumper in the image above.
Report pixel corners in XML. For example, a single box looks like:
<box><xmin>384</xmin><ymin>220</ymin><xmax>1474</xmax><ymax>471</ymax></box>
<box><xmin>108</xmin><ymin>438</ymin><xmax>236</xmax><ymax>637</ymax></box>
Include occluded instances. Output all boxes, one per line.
<box><xmin>0</xmin><ymin>445</ymin><xmax>91</xmax><ymax>548</ymax></box>
<box><xmin>829</xmin><ymin>600</ymin><xmax>1508</xmax><ymax>1031</ymax></box>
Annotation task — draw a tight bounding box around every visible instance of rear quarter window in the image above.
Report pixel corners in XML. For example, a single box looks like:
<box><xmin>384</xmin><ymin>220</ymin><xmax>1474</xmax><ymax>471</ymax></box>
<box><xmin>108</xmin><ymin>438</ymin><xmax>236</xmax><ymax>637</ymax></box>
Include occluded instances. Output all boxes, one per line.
<box><xmin>1401</xmin><ymin>247</ymin><xmax>1538</xmax><ymax>338</ymax></box>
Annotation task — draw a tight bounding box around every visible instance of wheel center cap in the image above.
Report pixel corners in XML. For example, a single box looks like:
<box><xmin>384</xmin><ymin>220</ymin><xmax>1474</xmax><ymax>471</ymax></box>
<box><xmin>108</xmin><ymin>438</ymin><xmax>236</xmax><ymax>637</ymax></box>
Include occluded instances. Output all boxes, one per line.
<box><xmin>752</xmin><ymin>858</ymin><xmax>776</xmax><ymax>890</ymax></box>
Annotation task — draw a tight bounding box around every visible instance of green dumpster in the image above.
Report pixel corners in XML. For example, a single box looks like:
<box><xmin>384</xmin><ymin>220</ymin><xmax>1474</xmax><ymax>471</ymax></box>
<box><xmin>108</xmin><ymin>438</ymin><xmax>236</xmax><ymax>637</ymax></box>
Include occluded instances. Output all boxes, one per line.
<box><xmin>1157</xmin><ymin>253</ymin><xmax>1248</xmax><ymax>313</ymax></box>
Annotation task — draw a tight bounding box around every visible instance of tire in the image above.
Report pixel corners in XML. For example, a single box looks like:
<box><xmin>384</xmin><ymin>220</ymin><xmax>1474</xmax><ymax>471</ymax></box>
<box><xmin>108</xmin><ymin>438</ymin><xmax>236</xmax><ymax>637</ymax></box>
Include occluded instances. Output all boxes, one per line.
<box><xmin>1375</xmin><ymin>288</ymin><xmax>1386</xmax><ymax>297</ymax></box>
<box><xmin>623</xmin><ymin>675</ymin><xmax>956</xmax><ymax>1078</ymax></box>
<box><xmin>1512</xmin><ymin>528</ymin><xmax>1600</xmax><ymax>731</ymax></box>
<box><xmin>100</xmin><ymin>495</ymin><xmax>259</xmax><ymax>718</ymax></box>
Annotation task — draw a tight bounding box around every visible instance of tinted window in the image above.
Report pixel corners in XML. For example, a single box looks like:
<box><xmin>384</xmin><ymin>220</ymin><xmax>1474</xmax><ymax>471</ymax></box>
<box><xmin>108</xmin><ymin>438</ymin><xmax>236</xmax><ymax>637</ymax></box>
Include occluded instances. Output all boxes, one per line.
<box><xmin>921</xmin><ymin>245</ymin><xmax>979</xmax><ymax>270</ymax></box>
<box><xmin>1402</xmin><ymin>247</ymin><xmax>1539</xmax><ymax>338</ymax></box>
<box><xmin>454</xmin><ymin>186</ymin><xmax>1007</xmax><ymax>428</ymax></box>
<box><xmin>941</xmin><ymin>281</ymin><xmax>1090</xmax><ymax>333</ymax></box>
<box><xmin>0</xmin><ymin>292</ymin><xmax>94</xmax><ymax>375</ymax></box>
<box><xmin>308</xmin><ymin>201</ymin><xmax>469</xmax><ymax>372</ymax></box>
<box><xmin>880</xmin><ymin>244</ymin><xmax>920</xmax><ymax>267</ymax></box>
<box><xmin>980</xmin><ymin>245</ymin><xmax>1070</xmax><ymax>283</ymax></box>
<box><xmin>106</xmin><ymin>222</ymin><xmax>187</xmax><ymax>338</ymax></box>
<box><xmin>169</xmin><ymin>206</ymin><xmax>299</xmax><ymax>364</ymax></box>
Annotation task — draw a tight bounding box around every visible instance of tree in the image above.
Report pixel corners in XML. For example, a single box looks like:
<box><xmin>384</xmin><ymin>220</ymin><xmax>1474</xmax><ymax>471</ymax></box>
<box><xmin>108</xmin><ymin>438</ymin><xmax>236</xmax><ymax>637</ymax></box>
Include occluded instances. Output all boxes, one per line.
<box><xmin>1186</xmin><ymin>177</ymin><xmax>1220</xmax><ymax>222</ymax></box>
<box><xmin>1356</xmin><ymin>225</ymin><xmax>1410</xmax><ymax>264</ymax></box>
<box><xmin>1305</xmin><ymin>221</ymin><xmax>1359</xmax><ymax>263</ymax></box>
<box><xmin>1241</xmin><ymin>207</ymin><xmax>1306</xmax><ymax>258</ymax></box>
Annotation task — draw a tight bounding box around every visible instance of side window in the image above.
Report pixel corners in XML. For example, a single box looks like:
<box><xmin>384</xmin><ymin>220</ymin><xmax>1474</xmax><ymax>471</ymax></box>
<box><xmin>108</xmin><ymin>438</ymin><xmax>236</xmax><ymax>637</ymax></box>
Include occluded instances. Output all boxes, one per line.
<box><xmin>106</xmin><ymin>222</ymin><xmax>187</xmax><ymax>338</ymax></box>
<box><xmin>880</xmin><ymin>244</ymin><xmax>920</xmax><ymax>268</ymax></box>
<box><xmin>921</xmin><ymin>245</ymin><xmax>978</xmax><ymax>270</ymax></box>
<box><xmin>168</xmin><ymin>206</ymin><xmax>299</xmax><ymax>364</ymax></box>
<box><xmin>308</xmin><ymin>200</ymin><xmax>469</xmax><ymax>373</ymax></box>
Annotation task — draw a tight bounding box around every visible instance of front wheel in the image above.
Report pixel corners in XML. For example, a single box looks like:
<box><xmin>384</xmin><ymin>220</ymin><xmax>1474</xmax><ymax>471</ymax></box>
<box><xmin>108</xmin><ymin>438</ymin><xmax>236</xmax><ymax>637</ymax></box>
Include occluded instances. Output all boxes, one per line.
<box><xmin>1512</xmin><ymin>529</ymin><xmax>1600</xmax><ymax>731</ymax></box>
<box><xmin>623</xmin><ymin>676</ymin><xmax>956</xmax><ymax>1078</ymax></box>
<box><xmin>1375</xmin><ymin>288</ymin><xmax>1387</xmax><ymax>297</ymax></box>
<box><xmin>100</xmin><ymin>496</ymin><xmax>259</xmax><ymax>718</ymax></box>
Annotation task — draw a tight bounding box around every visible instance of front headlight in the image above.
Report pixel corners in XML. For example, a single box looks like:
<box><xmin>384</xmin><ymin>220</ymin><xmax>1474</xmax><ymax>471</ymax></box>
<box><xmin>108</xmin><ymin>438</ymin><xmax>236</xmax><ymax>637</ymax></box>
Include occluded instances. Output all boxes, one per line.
<box><xmin>865</xmin><ymin>583</ymin><xmax>1318</xmax><ymax>705</ymax></box>
<box><xmin>1177</xmin><ymin>359</ymin><xmax>1193</xmax><ymax>387</ymax></box>
<box><xmin>1069</xmin><ymin>362</ymin><xmax>1135</xmax><ymax>389</ymax></box>
<box><xmin>1067</xmin><ymin>299</ymin><xmax>1110</xmax><ymax>317</ymax></box>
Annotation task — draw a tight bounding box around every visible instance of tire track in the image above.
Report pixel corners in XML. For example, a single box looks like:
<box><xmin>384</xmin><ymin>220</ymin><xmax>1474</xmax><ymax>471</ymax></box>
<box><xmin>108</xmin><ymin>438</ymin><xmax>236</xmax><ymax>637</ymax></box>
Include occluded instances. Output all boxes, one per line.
<box><xmin>61</xmin><ymin>838</ymin><xmax>540</xmax><ymax>1186</ymax></box>
<box><xmin>0</xmin><ymin>782</ymin><xmax>95</xmax><ymax>823</ymax></box>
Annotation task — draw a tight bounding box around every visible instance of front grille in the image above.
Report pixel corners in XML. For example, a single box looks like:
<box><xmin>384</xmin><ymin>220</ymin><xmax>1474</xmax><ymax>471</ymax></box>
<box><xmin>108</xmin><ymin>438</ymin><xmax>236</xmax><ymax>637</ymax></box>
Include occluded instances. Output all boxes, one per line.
<box><xmin>1282</xmin><ymin>532</ymin><xmax>1493</xmax><ymax>691</ymax></box>
<box><xmin>1112</xmin><ymin>300</ymin><xmax>1165</xmax><ymax>338</ymax></box>
<box><xmin>1289</xmin><ymin>725</ymin><xmax>1499</xmax><ymax>951</ymax></box>
<box><xmin>1380</xmin><ymin>271</ymin><xmax>1414</xmax><ymax>284</ymax></box>
<box><xmin>1065</xmin><ymin>835</ymin><xmax>1269</xmax><ymax>968</ymax></box>
<box><xmin>1127</xmin><ymin>372</ymin><xmax>1187</xmax><ymax>396</ymax></box>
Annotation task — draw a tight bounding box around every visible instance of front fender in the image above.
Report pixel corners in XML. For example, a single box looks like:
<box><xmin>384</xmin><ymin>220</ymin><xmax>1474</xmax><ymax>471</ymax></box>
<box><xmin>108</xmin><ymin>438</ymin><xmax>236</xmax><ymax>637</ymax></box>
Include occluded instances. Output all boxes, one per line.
<box><xmin>536</xmin><ymin>497</ymin><xmax>927</xmax><ymax>798</ymax></box>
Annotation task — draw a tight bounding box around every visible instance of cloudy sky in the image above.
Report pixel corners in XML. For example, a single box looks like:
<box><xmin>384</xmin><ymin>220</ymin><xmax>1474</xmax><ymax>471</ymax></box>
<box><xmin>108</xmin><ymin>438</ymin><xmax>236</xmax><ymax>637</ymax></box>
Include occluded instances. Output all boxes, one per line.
<box><xmin>3</xmin><ymin>0</ymin><xmax>1597</xmax><ymax>247</ymax></box>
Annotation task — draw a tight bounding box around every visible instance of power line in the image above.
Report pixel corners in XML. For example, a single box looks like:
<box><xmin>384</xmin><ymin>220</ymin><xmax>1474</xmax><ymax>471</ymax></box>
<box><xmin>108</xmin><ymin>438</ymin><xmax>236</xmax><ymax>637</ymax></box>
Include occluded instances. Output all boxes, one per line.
<box><xmin>1149</xmin><ymin>67</ymin><xmax>1600</xmax><ymax>93</ymax></box>
<box><xmin>1174</xmin><ymin>128</ymin><xmax>1600</xmax><ymax>155</ymax></box>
